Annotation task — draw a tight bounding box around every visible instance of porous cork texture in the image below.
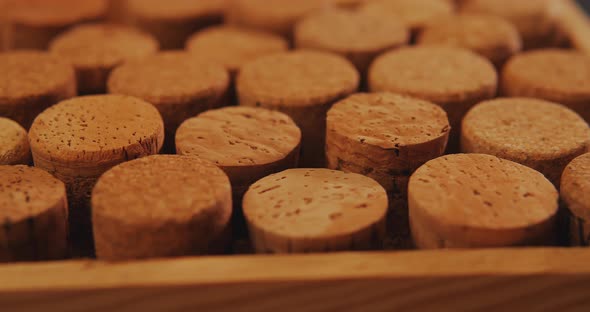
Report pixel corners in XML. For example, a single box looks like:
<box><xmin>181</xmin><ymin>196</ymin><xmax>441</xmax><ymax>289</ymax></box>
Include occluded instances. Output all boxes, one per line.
<box><xmin>3</xmin><ymin>0</ymin><xmax>108</xmax><ymax>50</ymax></box>
<box><xmin>237</xmin><ymin>50</ymin><xmax>359</xmax><ymax>167</ymax></box>
<box><xmin>0</xmin><ymin>51</ymin><xmax>77</xmax><ymax>129</ymax></box>
<box><xmin>108</xmin><ymin>52</ymin><xmax>230</xmax><ymax>152</ymax></box>
<box><xmin>461</xmin><ymin>0</ymin><xmax>560</xmax><ymax>49</ymax></box>
<box><xmin>462</xmin><ymin>98</ymin><xmax>590</xmax><ymax>186</ymax></box>
<box><xmin>417</xmin><ymin>14</ymin><xmax>522</xmax><ymax>67</ymax></box>
<box><xmin>409</xmin><ymin>154</ymin><xmax>559</xmax><ymax>248</ymax></box>
<box><xmin>176</xmin><ymin>106</ymin><xmax>301</xmax><ymax>201</ymax></box>
<box><xmin>243</xmin><ymin>169</ymin><xmax>388</xmax><ymax>253</ymax></box>
<box><xmin>369</xmin><ymin>46</ymin><xmax>497</xmax><ymax>152</ymax></box>
<box><xmin>0</xmin><ymin>165</ymin><xmax>68</xmax><ymax>262</ymax></box>
<box><xmin>501</xmin><ymin>49</ymin><xmax>590</xmax><ymax>122</ymax></box>
<box><xmin>561</xmin><ymin>153</ymin><xmax>590</xmax><ymax>246</ymax></box>
<box><xmin>126</xmin><ymin>0</ymin><xmax>226</xmax><ymax>49</ymax></box>
<box><xmin>0</xmin><ymin>117</ymin><xmax>30</xmax><ymax>165</ymax></box>
<box><xmin>49</xmin><ymin>23</ymin><xmax>159</xmax><ymax>95</ymax></box>
<box><xmin>92</xmin><ymin>155</ymin><xmax>232</xmax><ymax>260</ymax></box>
<box><xmin>28</xmin><ymin>94</ymin><xmax>164</xmax><ymax>255</ymax></box>
<box><xmin>294</xmin><ymin>9</ymin><xmax>409</xmax><ymax>76</ymax></box>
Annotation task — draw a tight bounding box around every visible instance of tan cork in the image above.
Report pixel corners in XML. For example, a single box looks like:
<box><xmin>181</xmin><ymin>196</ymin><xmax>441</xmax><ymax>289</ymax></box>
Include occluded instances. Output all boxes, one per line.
<box><xmin>0</xmin><ymin>51</ymin><xmax>77</xmax><ymax>130</ymax></box>
<box><xmin>176</xmin><ymin>106</ymin><xmax>301</xmax><ymax>200</ymax></box>
<box><xmin>501</xmin><ymin>49</ymin><xmax>590</xmax><ymax>123</ymax></box>
<box><xmin>0</xmin><ymin>165</ymin><xmax>68</xmax><ymax>262</ymax></box>
<box><xmin>49</xmin><ymin>23</ymin><xmax>159</xmax><ymax>95</ymax></box>
<box><xmin>561</xmin><ymin>153</ymin><xmax>590</xmax><ymax>246</ymax></box>
<box><xmin>126</xmin><ymin>0</ymin><xmax>226</xmax><ymax>49</ymax></box>
<box><xmin>28</xmin><ymin>94</ymin><xmax>164</xmax><ymax>255</ymax></box>
<box><xmin>0</xmin><ymin>117</ymin><xmax>30</xmax><ymax>165</ymax></box>
<box><xmin>3</xmin><ymin>0</ymin><xmax>108</xmax><ymax>50</ymax></box>
<box><xmin>462</xmin><ymin>97</ymin><xmax>590</xmax><ymax>186</ymax></box>
<box><xmin>368</xmin><ymin>46</ymin><xmax>497</xmax><ymax>152</ymax></box>
<box><xmin>417</xmin><ymin>14</ymin><xmax>522</xmax><ymax>68</ymax></box>
<box><xmin>294</xmin><ymin>9</ymin><xmax>409</xmax><ymax>76</ymax></box>
<box><xmin>237</xmin><ymin>50</ymin><xmax>359</xmax><ymax>167</ymax></box>
<box><xmin>108</xmin><ymin>51</ymin><xmax>229</xmax><ymax>153</ymax></box>
<box><xmin>92</xmin><ymin>155</ymin><xmax>232</xmax><ymax>260</ymax></box>
<box><xmin>243</xmin><ymin>168</ymin><xmax>388</xmax><ymax>253</ymax></box>
<box><xmin>409</xmin><ymin>154</ymin><xmax>559</xmax><ymax>249</ymax></box>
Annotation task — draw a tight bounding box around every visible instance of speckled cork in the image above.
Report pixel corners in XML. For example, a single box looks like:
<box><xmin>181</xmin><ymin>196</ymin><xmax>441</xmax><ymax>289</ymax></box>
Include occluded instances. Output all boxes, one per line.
<box><xmin>0</xmin><ymin>165</ymin><xmax>68</xmax><ymax>262</ymax></box>
<box><xmin>92</xmin><ymin>155</ymin><xmax>232</xmax><ymax>260</ymax></box>
<box><xmin>3</xmin><ymin>0</ymin><xmax>108</xmax><ymax>50</ymax></box>
<box><xmin>294</xmin><ymin>9</ymin><xmax>409</xmax><ymax>77</ymax></box>
<box><xmin>226</xmin><ymin>0</ymin><xmax>332</xmax><ymax>40</ymax></box>
<box><xmin>237</xmin><ymin>50</ymin><xmax>359</xmax><ymax>167</ymax></box>
<box><xmin>28</xmin><ymin>94</ymin><xmax>164</xmax><ymax>255</ymax></box>
<box><xmin>126</xmin><ymin>0</ymin><xmax>226</xmax><ymax>49</ymax></box>
<box><xmin>108</xmin><ymin>52</ymin><xmax>229</xmax><ymax>153</ymax></box>
<box><xmin>409</xmin><ymin>154</ymin><xmax>559</xmax><ymax>249</ymax></box>
<box><xmin>418</xmin><ymin>14</ymin><xmax>522</xmax><ymax>67</ymax></box>
<box><xmin>461</xmin><ymin>0</ymin><xmax>560</xmax><ymax>49</ymax></box>
<box><xmin>462</xmin><ymin>98</ymin><xmax>590</xmax><ymax>186</ymax></box>
<box><xmin>0</xmin><ymin>51</ymin><xmax>77</xmax><ymax>129</ymax></box>
<box><xmin>369</xmin><ymin>46</ymin><xmax>497</xmax><ymax>152</ymax></box>
<box><xmin>501</xmin><ymin>49</ymin><xmax>590</xmax><ymax>123</ymax></box>
<box><xmin>561</xmin><ymin>153</ymin><xmax>590</xmax><ymax>246</ymax></box>
<box><xmin>243</xmin><ymin>169</ymin><xmax>387</xmax><ymax>253</ymax></box>
<box><xmin>0</xmin><ymin>117</ymin><xmax>30</xmax><ymax>165</ymax></box>
<box><xmin>49</xmin><ymin>23</ymin><xmax>159</xmax><ymax>95</ymax></box>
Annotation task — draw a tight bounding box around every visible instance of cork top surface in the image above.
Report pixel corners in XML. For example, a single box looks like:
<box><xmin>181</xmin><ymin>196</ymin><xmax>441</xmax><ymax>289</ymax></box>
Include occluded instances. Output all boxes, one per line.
<box><xmin>0</xmin><ymin>117</ymin><xmax>29</xmax><ymax>165</ymax></box>
<box><xmin>108</xmin><ymin>52</ymin><xmax>229</xmax><ymax>104</ymax></box>
<box><xmin>28</xmin><ymin>95</ymin><xmax>164</xmax><ymax>163</ymax></box>
<box><xmin>127</xmin><ymin>0</ymin><xmax>226</xmax><ymax>19</ymax></box>
<box><xmin>461</xmin><ymin>0</ymin><xmax>551</xmax><ymax>18</ymax></box>
<box><xmin>0</xmin><ymin>51</ymin><xmax>75</xmax><ymax>101</ymax></box>
<box><xmin>5</xmin><ymin>0</ymin><xmax>107</xmax><ymax>25</ymax></box>
<box><xmin>92</xmin><ymin>155</ymin><xmax>231</xmax><ymax>223</ymax></box>
<box><xmin>409</xmin><ymin>154</ymin><xmax>558</xmax><ymax>229</ymax></box>
<box><xmin>0</xmin><ymin>165</ymin><xmax>66</xmax><ymax>222</ymax></box>
<box><xmin>327</xmin><ymin>92</ymin><xmax>449</xmax><ymax>148</ymax></box>
<box><xmin>295</xmin><ymin>9</ymin><xmax>408</xmax><ymax>53</ymax></box>
<box><xmin>237</xmin><ymin>50</ymin><xmax>359</xmax><ymax>107</ymax></box>
<box><xmin>49</xmin><ymin>24</ymin><xmax>159</xmax><ymax>69</ymax></box>
<box><xmin>186</xmin><ymin>26</ymin><xmax>288</xmax><ymax>74</ymax></box>
<box><xmin>561</xmin><ymin>153</ymin><xmax>590</xmax><ymax>220</ymax></box>
<box><xmin>369</xmin><ymin>46</ymin><xmax>497</xmax><ymax>104</ymax></box>
<box><xmin>463</xmin><ymin>98</ymin><xmax>590</xmax><ymax>160</ymax></box>
<box><xmin>176</xmin><ymin>107</ymin><xmax>301</xmax><ymax>167</ymax></box>
<box><xmin>230</xmin><ymin>0</ymin><xmax>331</xmax><ymax>21</ymax></box>
<box><xmin>360</xmin><ymin>0</ymin><xmax>454</xmax><ymax>30</ymax></box>
<box><xmin>243</xmin><ymin>168</ymin><xmax>388</xmax><ymax>237</ymax></box>
<box><xmin>502</xmin><ymin>49</ymin><xmax>590</xmax><ymax>100</ymax></box>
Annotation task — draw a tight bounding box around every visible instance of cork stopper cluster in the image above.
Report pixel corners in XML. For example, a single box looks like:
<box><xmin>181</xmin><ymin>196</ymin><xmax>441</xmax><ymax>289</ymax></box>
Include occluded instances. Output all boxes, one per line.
<box><xmin>561</xmin><ymin>153</ymin><xmax>590</xmax><ymax>221</ymax></box>
<box><xmin>126</xmin><ymin>0</ymin><xmax>227</xmax><ymax>20</ymax></box>
<box><xmin>360</xmin><ymin>0</ymin><xmax>454</xmax><ymax>32</ymax></box>
<box><xmin>0</xmin><ymin>117</ymin><xmax>30</xmax><ymax>165</ymax></box>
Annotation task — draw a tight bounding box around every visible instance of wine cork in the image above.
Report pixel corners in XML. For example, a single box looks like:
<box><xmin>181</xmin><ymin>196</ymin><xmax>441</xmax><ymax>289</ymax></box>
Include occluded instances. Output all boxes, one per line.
<box><xmin>369</xmin><ymin>46</ymin><xmax>497</xmax><ymax>152</ymax></box>
<box><xmin>561</xmin><ymin>153</ymin><xmax>590</xmax><ymax>246</ymax></box>
<box><xmin>92</xmin><ymin>155</ymin><xmax>232</xmax><ymax>260</ymax></box>
<box><xmin>3</xmin><ymin>0</ymin><xmax>108</xmax><ymax>50</ymax></box>
<box><xmin>0</xmin><ymin>165</ymin><xmax>68</xmax><ymax>262</ymax></box>
<box><xmin>243</xmin><ymin>168</ymin><xmax>388</xmax><ymax>253</ymax></box>
<box><xmin>176</xmin><ymin>106</ymin><xmax>301</xmax><ymax>201</ymax></box>
<box><xmin>417</xmin><ymin>14</ymin><xmax>522</xmax><ymax>68</ymax></box>
<box><xmin>462</xmin><ymin>98</ymin><xmax>590</xmax><ymax>186</ymax></box>
<box><xmin>28</xmin><ymin>94</ymin><xmax>164</xmax><ymax>255</ymax></box>
<box><xmin>501</xmin><ymin>49</ymin><xmax>590</xmax><ymax>123</ymax></box>
<box><xmin>461</xmin><ymin>0</ymin><xmax>560</xmax><ymax>49</ymax></box>
<box><xmin>226</xmin><ymin>0</ymin><xmax>332</xmax><ymax>40</ymax></box>
<box><xmin>237</xmin><ymin>50</ymin><xmax>359</xmax><ymax>167</ymax></box>
<box><xmin>0</xmin><ymin>51</ymin><xmax>77</xmax><ymax>129</ymax></box>
<box><xmin>126</xmin><ymin>0</ymin><xmax>226</xmax><ymax>49</ymax></box>
<box><xmin>108</xmin><ymin>52</ymin><xmax>229</xmax><ymax>153</ymax></box>
<box><xmin>294</xmin><ymin>9</ymin><xmax>409</xmax><ymax>77</ymax></box>
<box><xmin>409</xmin><ymin>154</ymin><xmax>559</xmax><ymax>249</ymax></box>
<box><xmin>49</xmin><ymin>23</ymin><xmax>159</xmax><ymax>95</ymax></box>
<box><xmin>0</xmin><ymin>117</ymin><xmax>30</xmax><ymax>165</ymax></box>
